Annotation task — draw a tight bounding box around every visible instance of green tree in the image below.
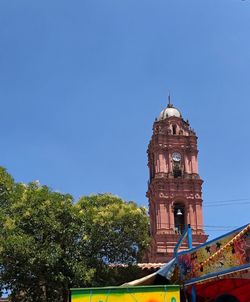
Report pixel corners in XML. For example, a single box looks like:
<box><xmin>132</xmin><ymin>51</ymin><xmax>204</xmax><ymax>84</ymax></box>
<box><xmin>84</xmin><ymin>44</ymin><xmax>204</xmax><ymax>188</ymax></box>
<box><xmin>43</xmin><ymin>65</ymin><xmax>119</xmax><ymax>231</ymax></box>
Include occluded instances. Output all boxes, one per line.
<box><xmin>77</xmin><ymin>193</ymin><xmax>150</xmax><ymax>286</ymax></box>
<box><xmin>0</xmin><ymin>182</ymin><xmax>93</xmax><ymax>302</ymax></box>
<box><xmin>0</xmin><ymin>167</ymin><xmax>15</xmax><ymax>298</ymax></box>
<box><xmin>0</xmin><ymin>170</ymin><xmax>150</xmax><ymax>301</ymax></box>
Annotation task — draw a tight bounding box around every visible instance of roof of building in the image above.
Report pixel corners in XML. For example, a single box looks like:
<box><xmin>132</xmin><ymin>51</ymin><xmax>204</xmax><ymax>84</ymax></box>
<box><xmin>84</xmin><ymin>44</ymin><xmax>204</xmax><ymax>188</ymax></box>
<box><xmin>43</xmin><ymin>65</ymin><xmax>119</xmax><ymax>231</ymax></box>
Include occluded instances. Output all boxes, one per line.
<box><xmin>108</xmin><ymin>262</ymin><xmax>164</xmax><ymax>271</ymax></box>
<box><xmin>158</xmin><ymin>103</ymin><xmax>181</xmax><ymax>120</ymax></box>
<box><xmin>137</xmin><ymin>263</ymin><xmax>165</xmax><ymax>270</ymax></box>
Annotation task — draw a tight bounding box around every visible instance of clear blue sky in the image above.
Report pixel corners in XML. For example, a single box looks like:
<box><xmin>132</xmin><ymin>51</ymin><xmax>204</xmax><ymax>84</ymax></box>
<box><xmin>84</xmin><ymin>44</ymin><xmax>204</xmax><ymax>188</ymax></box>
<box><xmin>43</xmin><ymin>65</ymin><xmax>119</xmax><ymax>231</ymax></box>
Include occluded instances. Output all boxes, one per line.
<box><xmin>0</xmin><ymin>0</ymin><xmax>249</xmax><ymax>239</ymax></box>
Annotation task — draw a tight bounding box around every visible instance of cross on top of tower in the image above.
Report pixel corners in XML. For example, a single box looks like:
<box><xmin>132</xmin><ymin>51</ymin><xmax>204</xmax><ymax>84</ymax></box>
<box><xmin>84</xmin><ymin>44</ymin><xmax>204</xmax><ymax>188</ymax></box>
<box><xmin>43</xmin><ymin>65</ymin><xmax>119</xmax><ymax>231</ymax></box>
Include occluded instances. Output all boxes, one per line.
<box><xmin>167</xmin><ymin>93</ymin><xmax>174</xmax><ymax>108</ymax></box>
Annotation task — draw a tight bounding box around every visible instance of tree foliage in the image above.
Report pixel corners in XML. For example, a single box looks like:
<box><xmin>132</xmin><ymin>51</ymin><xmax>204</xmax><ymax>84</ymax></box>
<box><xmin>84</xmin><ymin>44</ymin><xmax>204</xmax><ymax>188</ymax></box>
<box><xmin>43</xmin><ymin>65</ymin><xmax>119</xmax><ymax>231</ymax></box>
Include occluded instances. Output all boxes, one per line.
<box><xmin>0</xmin><ymin>181</ymin><xmax>93</xmax><ymax>302</ymax></box>
<box><xmin>77</xmin><ymin>194</ymin><xmax>150</xmax><ymax>286</ymax></box>
<box><xmin>0</xmin><ymin>168</ymin><xmax>150</xmax><ymax>301</ymax></box>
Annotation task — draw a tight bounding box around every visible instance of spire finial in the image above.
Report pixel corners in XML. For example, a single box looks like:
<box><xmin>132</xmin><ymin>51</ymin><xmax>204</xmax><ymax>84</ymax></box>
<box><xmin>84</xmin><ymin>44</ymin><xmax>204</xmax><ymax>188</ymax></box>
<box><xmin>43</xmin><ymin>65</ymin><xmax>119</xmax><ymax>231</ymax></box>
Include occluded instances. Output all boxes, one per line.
<box><xmin>167</xmin><ymin>91</ymin><xmax>173</xmax><ymax>108</ymax></box>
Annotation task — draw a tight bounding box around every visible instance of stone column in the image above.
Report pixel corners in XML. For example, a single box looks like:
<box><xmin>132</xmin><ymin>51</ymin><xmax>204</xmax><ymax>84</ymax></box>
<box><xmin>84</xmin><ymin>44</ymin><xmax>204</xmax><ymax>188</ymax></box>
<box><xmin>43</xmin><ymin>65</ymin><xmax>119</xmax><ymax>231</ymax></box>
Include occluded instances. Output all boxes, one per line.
<box><xmin>184</xmin><ymin>155</ymin><xmax>190</xmax><ymax>173</ymax></box>
<box><xmin>191</xmin><ymin>154</ymin><xmax>197</xmax><ymax>173</ymax></box>
<box><xmin>168</xmin><ymin>150</ymin><xmax>172</xmax><ymax>173</ymax></box>
<box><xmin>196</xmin><ymin>201</ymin><xmax>203</xmax><ymax>230</ymax></box>
<box><xmin>189</xmin><ymin>203</ymin><xmax>195</xmax><ymax>228</ymax></box>
<box><xmin>165</xmin><ymin>151</ymin><xmax>169</xmax><ymax>173</ymax></box>
<box><xmin>169</xmin><ymin>202</ymin><xmax>174</xmax><ymax>231</ymax></box>
<box><xmin>159</xmin><ymin>153</ymin><xmax>167</xmax><ymax>173</ymax></box>
<box><xmin>155</xmin><ymin>152</ymin><xmax>159</xmax><ymax>173</ymax></box>
<box><xmin>156</xmin><ymin>203</ymin><xmax>161</xmax><ymax>230</ymax></box>
<box><xmin>159</xmin><ymin>203</ymin><xmax>168</xmax><ymax>229</ymax></box>
<box><xmin>196</xmin><ymin>155</ymin><xmax>199</xmax><ymax>173</ymax></box>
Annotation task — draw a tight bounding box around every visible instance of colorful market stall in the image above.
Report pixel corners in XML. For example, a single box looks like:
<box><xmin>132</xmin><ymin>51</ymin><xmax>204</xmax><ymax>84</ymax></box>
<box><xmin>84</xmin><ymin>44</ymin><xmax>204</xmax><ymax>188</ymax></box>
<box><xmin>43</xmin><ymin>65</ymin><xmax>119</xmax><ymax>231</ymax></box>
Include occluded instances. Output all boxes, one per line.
<box><xmin>70</xmin><ymin>285</ymin><xmax>180</xmax><ymax>302</ymax></box>
<box><xmin>126</xmin><ymin>223</ymin><xmax>250</xmax><ymax>301</ymax></box>
<box><xmin>176</xmin><ymin>223</ymin><xmax>250</xmax><ymax>301</ymax></box>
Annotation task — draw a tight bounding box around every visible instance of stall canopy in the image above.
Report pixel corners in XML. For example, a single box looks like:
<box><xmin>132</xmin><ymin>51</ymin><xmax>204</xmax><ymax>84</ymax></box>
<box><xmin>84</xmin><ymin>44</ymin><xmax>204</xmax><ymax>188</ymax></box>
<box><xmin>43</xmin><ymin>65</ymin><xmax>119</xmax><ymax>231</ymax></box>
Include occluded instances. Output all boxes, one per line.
<box><xmin>125</xmin><ymin>223</ymin><xmax>250</xmax><ymax>301</ymax></box>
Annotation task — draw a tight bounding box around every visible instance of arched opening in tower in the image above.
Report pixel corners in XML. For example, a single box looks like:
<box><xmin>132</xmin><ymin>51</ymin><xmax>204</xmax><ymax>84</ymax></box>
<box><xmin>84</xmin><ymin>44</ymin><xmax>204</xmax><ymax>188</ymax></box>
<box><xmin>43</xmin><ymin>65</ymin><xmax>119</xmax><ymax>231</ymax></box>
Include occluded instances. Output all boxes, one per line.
<box><xmin>174</xmin><ymin>203</ymin><xmax>186</xmax><ymax>234</ymax></box>
<box><xmin>172</xmin><ymin>124</ymin><xmax>177</xmax><ymax>135</ymax></box>
<box><xmin>173</xmin><ymin>161</ymin><xmax>182</xmax><ymax>178</ymax></box>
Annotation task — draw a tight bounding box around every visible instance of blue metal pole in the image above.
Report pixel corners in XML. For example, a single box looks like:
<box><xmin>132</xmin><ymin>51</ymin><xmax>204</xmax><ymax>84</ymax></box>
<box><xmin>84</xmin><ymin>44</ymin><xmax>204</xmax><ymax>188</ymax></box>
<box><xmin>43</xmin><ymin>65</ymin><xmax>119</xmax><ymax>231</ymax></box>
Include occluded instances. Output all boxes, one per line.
<box><xmin>191</xmin><ymin>286</ymin><xmax>196</xmax><ymax>302</ymax></box>
<box><xmin>174</xmin><ymin>225</ymin><xmax>189</xmax><ymax>257</ymax></box>
<box><xmin>187</xmin><ymin>225</ymin><xmax>196</xmax><ymax>302</ymax></box>
<box><xmin>188</xmin><ymin>224</ymin><xmax>196</xmax><ymax>302</ymax></box>
<box><xmin>187</xmin><ymin>224</ymin><xmax>192</xmax><ymax>249</ymax></box>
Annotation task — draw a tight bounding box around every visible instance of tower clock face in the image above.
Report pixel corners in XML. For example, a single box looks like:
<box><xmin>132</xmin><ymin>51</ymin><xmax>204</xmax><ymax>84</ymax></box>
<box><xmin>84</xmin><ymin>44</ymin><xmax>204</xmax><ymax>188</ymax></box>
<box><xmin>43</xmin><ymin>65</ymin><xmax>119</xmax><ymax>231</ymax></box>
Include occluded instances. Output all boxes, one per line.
<box><xmin>172</xmin><ymin>152</ymin><xmax>181</xmax><ymax>162</ymax></box>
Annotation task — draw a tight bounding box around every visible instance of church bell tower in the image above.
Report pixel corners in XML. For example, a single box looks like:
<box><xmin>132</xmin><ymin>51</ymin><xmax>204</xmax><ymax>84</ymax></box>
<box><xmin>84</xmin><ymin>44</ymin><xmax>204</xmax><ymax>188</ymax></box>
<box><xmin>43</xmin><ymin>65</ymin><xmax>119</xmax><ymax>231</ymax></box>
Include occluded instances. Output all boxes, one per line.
<box><xmin>146</xmin><ymin>102</ymin><xmax>208</xmax><ymax>263</ymax></box>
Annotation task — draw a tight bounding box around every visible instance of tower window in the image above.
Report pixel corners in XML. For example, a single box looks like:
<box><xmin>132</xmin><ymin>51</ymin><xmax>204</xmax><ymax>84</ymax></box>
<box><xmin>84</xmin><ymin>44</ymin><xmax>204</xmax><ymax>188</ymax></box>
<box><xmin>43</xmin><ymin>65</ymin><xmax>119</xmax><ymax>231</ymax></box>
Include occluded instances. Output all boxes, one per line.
<box><xmin>174</xmin><ymin>203</ymin><xmax>185</xmax><ymax>234</ymax></box>
<box><xmin>173</xmin><ymin>161</ymin><xmax>182</xmax><ymax>178</ymax></box>
<box><xmin>172</xmin><ymin>125</ymin><xmax>177</xmax><ymax>135</ymax></box>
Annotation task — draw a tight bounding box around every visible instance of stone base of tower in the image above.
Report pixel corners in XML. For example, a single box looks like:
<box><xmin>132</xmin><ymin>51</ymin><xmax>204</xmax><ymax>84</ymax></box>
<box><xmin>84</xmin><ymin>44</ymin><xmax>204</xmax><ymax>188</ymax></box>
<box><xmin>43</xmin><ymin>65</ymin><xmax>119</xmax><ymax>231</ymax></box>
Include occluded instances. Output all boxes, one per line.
<box><xmin>145</xmin><ymin>233</ymin><xmax>208</xmax><ymax>263</ymax></box>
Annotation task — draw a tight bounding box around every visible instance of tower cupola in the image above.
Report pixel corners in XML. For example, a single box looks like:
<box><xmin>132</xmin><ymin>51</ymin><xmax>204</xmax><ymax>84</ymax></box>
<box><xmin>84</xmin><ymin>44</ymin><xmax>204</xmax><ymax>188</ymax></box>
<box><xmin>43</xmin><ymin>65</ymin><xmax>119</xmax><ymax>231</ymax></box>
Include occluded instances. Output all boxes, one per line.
<box><xmin>158</xmin><ymin>103</ymin><xmax>181</xmax><ymax>120</ymax></box>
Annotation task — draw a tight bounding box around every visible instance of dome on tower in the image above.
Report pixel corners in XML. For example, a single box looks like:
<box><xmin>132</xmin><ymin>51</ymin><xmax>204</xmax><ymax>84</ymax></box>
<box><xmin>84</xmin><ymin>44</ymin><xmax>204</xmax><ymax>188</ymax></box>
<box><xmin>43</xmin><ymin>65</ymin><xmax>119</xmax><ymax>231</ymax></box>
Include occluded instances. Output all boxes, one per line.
<box><xmin>158</xmin><ymin>103</ymin><xmax>181</xmax><ymax>120</ymax></box>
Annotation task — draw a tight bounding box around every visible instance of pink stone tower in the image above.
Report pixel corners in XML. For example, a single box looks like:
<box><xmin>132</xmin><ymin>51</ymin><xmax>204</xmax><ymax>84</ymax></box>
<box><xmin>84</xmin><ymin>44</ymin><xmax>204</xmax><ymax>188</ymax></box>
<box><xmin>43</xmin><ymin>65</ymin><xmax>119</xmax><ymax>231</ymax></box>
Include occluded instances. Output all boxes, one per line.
<box><xmin>146</xmin><ymin>102</ymin><xmax>208</xmax><ymax>263</ymax></box>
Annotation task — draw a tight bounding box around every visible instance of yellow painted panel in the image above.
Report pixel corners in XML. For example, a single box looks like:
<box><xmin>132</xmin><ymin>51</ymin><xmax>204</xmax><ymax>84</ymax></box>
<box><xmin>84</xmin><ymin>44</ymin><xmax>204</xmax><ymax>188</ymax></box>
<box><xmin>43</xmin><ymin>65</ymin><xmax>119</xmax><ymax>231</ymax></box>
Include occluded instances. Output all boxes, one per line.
<box><xmin>71</xmin><ymin>286</ymin><xmax>180</xmax><ymax>302</ymax></box>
